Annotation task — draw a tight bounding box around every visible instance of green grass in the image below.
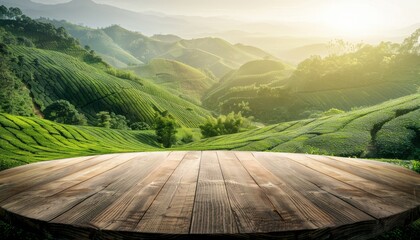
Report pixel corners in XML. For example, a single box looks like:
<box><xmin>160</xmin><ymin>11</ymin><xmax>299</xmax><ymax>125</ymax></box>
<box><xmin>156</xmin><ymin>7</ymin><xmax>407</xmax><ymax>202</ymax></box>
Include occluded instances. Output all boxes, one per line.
<box><xmin>0</xmin><ymin>113</ymin><xmax>160</xmax><ymax>171</ymax></box>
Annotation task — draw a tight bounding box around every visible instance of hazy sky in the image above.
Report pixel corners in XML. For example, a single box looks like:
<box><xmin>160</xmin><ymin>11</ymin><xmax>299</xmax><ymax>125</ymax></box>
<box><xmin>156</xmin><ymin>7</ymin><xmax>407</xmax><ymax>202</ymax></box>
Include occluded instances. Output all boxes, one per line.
<box><xmin>32</xmin><ymin>0</ymin><xmax>420</xmax><ymax>35</ymax></box>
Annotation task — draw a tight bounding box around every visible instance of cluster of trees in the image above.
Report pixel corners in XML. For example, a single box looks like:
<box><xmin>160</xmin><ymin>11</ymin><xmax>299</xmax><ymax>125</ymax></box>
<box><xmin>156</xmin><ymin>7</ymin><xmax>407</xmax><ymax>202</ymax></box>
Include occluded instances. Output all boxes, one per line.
<box><xmin>0</xmin><ymin>5</ymin><xmax>22</xmax><ymax>20</ymax></box>
<box><xmin>43</xmin><ymin>100</ymin><xmax>151</xmax><ymax>131</ymax></box>
<box><xmin>44</xmin><ymin>100</ymin><xmax>87</xmax><ymax>125</ymax></box>
<box><xmin>199</xmin><ymin>112</ymin><xmax>247</xmax><ymax>138</ymax></box>
<box><xmin>0</xmin><ymin>42</ymin><xmax>34</xmax><ymax>116</ymax></box>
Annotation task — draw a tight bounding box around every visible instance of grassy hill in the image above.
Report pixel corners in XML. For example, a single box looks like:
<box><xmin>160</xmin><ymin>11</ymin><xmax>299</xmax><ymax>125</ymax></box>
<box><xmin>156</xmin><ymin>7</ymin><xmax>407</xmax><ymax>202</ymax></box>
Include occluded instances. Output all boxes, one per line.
<box><xmin>0</xmin><ymin>18</ymin><xmax>212</xmax><ymax>127</ymax></box>
<box><xmin>203</xmin><ymin>59</ymin><xmax>295</xmax><ymax>113</ymax></box>
<box><xmin>204</xmin><ymin>36</ymin><xmax>420</xmax><ymax>123</ymax></box>
<box><xmin>0</xmin><ymin>113</ymin><xmax>159</xmax><ymax>170</ymax></box>
<box><xmin>132</xmin><ymin>58</ymin><xmax>216</xmax><ymax>105</ymax></box>
<box><xmin>186</xmin><ymin>93</ymin><xmax>420</xmax><ymax>160</ymax></box>
<box><xmin>12</xmin><ymin>45</ymin><xmax>211</xmax><ymax>127</ymax></box>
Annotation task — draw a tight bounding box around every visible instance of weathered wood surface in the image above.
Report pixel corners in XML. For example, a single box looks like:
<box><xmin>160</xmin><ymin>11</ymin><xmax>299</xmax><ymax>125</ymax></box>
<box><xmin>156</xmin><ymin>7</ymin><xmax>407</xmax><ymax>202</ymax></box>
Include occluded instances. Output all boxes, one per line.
<box><xmin>0</xmin><ymin>151</ymin><xmax>419</xmax><ymax>239</ymax></box>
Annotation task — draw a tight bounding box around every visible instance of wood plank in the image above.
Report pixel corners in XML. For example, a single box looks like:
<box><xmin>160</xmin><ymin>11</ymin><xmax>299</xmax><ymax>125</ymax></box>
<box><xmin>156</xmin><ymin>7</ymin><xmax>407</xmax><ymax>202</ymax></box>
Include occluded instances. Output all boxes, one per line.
<box><xmin>2</xmin><ymin>153</ymin><xmax>140</xmax><ymax>221</ymax></box>
<box><xmin>190</xmin><ymin>151</ymin><xmax>237</xmax><ymax>234</ymax></box>
<box><xmin>0</xmin><ymin>154</ymin><xmax>121</xmax><ymax>203</ymax></box>
<box><xmin>331</xmin><ymin>155</ymin><xmax>420</xmax><ymax>178</ymax></box>
<box><xmin>0</xmin><ymin>155</ymin><xmax>95</xmax><ymax>180</ymax></box>
<box><xmin>217</xmin><ymin>151</ymin><xmax>283</xmax><ymax>233</ymax></box>
<box><xmin>135</xmin><ymin>151</ymin><xmax>201</xmax><ymax>234</ymax></box>
<box><xmin>234</xmin><ymin>151</ymin><xmax>318</xmax><ymax>231</ymax></box>
<box><xmin>308</xmin><ymin>154</ymin><xmax>420</xmax><ymax>198</ymax></box>
<box><xmin>252</xmin><ymin>152</ymin><xmax>374</xmax><ymax>227</ymax></box>
<box><xmin>95</xmin><ymin>151</ymin><xmax>187</xmax><ymax>231</ymax></box>
<box><xmin>51</xmin><ymin>152</ymin><xmax>171</xmax><ymax>227</ymax></box>
<box><xmin>279</xmin><ymin>153</ymin><xmax>416</xmax><ymax>218</ymax></box>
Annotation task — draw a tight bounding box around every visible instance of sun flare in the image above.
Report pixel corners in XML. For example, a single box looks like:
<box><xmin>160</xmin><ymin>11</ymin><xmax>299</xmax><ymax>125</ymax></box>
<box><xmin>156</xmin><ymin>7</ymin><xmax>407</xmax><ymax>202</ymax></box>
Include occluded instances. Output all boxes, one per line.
<box><xmin>322</xmin><ymin>2</ymin><xmax>383</xmax><ymax>36</ymax></box>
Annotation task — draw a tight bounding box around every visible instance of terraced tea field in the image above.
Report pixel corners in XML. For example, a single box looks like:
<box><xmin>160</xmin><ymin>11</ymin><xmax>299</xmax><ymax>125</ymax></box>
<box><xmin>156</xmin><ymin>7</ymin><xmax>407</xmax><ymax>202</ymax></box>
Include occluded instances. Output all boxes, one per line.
<box><xmin>0</xmin><ymin>113</ymin><xmax>159</xmax><ymax>170</ymax></box>
<box><xmin>186</xmin><ymin>93</ymin><xmax>420</xmax><ymax>160</ymax></box>
<box><xmin>11</xmin><ymin>46</ymin><xmax>211</xmax><ymax>127</ymax></box>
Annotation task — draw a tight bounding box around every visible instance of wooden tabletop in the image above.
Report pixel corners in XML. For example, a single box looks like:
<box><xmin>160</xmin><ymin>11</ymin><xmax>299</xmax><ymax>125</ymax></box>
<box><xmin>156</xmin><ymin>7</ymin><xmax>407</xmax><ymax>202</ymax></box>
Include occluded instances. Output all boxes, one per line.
<box><xmin>0</xmin><ymin>151</ymin><xmax>419</xmax><ymax>239</ymax></box>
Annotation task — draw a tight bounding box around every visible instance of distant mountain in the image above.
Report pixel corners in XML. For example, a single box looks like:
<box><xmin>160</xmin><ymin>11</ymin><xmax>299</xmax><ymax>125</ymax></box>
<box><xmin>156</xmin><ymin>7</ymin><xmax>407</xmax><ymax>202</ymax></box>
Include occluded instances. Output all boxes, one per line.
<box><xmin>44</xmin><ymin>22</ymin><xmax>277</xmax><ymax>77</ymax></box>
<box><xmin>43</xmin><ymin>20</ymin><xmax>142</xmax><ymax>68</ymax></box>
<box><xmin>0</xmin><ymin>0</ymin><xmax>241</xmax><ymax>36</ymax></box>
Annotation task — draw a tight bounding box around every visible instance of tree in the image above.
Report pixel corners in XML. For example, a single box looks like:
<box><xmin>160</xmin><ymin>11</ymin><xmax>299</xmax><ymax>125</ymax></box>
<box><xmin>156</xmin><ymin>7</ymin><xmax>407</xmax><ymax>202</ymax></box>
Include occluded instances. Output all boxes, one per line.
<box><xmin>130</xmin><ymin>122</ymin><xmax>150</xmax><ymax>130</ymax></box>
<box><xmin>0</xmin><ymin>5</ymin><xmax>8</xmax><ymax>19</ymax></box>
<box><xmin>44</xmin><ymin>100</ymin><xmax>86</xmax><ymax>125</ymax></box>
<box><xmin>96</xmin><ymin>111</ymin><xmax>111</xmax><ymax>128</ymax></box>
<box><xmin>155</xmin><ymin>115</ymin><xmax>177</xmax><ymax>148</ymax></box>
<box><xmin>7</xmin><ymin>7</ymin><xmax>22</xmax><ymax>19</ymax></box>
<box><xmin>200</xmin><ymin>112</ymin><xmax>245</xmax><ymax>138</ymax></box>
<box><xmin>110</xmin><ymin>112</ymin><xmax>129</xmax><ymax>130</ymax></box>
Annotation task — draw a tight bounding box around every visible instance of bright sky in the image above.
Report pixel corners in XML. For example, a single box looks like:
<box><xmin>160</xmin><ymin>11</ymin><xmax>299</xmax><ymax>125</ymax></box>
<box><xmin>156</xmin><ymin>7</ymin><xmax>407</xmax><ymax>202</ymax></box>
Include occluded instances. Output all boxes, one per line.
<box><xmin>32</xmin><ymin>0</ymin><xmax>420</xmax><ymax>36</ymax></box>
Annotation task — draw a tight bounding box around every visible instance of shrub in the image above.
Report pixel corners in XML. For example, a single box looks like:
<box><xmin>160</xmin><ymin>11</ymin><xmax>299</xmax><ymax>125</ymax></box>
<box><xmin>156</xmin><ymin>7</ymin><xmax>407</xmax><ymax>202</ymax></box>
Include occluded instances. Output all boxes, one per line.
<box><xmin>200</xmin><ymin>112</ymin><xmax>246</xmax><ymax>138</ymax></box>
<box><xmin>43</xmin><ymin>100</ymin><xmax>86</xmax><ymax>125</ymax></box>
<box><xmin>130</xmin><ymin>122</ymin><xmax>151</xmax><ymax>130</ymax></box>
<box><xmin>96</xmin><ymin>111</ymin><xmax>111</xmax><ymax>128</ymax></box>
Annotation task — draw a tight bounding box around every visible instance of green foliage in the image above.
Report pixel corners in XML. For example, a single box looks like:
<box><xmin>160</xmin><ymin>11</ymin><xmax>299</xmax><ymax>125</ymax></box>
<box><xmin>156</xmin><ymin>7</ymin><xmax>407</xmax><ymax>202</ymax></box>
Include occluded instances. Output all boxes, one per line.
<box><xmin>412</xmin><ymin>161</ymin><xmax>420</xmax><ymax>173</ymax></box>
<box><xmin>0</xmin><ymin>44</ymin><xmax>33</xmax><ymax>116</ymax></box>
<box><xmin>200</xmin><ymin>112</ymin><xmax>246</xmax><ymax>138</ymax></box>
<box><xmin>130</xmin><ymin>121</ymin><xmax>150</xmax><ymax>130</ymax></box>
<box><xmin>96</xmin><ymin>111</ymin><xmax>111</xmax><ymax>128</ymax></box>
<box><xmin>155</xmin><ymin>115</ymin><xmax>177</xmax><ymax>148</ymax></box>
<box><xmin>44</xmin><ymin>100</ymin><xmax>86</xmax><ymax>125</ymax></box>
<box><xmin>109</xmin><ymin>112</ymin><xmax>130</xmax><ymax>130</ymax></box>
<box><xmin>176</xmin><ymin>128</ymin><xmax>200</xmax><ymax>145</ymax></box>
<box><xmin>106</xmin><ymin>68</ymin><xmax>138</xmax><ymax>81</ymax></box>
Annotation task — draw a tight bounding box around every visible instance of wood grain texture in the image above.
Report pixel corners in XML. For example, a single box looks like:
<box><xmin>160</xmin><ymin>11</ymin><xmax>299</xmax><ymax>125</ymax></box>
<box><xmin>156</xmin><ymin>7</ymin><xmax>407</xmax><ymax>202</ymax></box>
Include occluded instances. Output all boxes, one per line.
<box><xmin>0</xmin><ymin>151</ymin><xmax>419</xmax><ymax>240</ymax></box>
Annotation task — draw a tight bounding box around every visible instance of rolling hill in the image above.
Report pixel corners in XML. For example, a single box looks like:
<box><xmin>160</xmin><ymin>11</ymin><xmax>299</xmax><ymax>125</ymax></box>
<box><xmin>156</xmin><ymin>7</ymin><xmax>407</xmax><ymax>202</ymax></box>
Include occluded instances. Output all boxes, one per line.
<box><xmin>0</xmin><ymin>17</ymin><xmax>212</xmax><ymax>127</ymax></box>
<box><xmin>132</xmin><ymin>59</ymin><xmax>217</xmax><ymax>105</ymax></box>
<box><xmin>186</xmin><ymin>93</ymin><xmax>420</xmax><ymax>160</ymax></box>
<box><xmin>1</xmin><ymin>93</ymin><xmax>418</xmax><ymax>172</ymax></box>
<box><xmin>43</xmin><ymin>22</ymin><xmax>277</xmax><ymax>78</ymax></box>
<box><xmin>102</xmin><ymin>25</ymin><xmax>277</xmax><ymax>78</ymax></box>
<box><xmin>42</xmin><ymin>20</ymin><xmax>143</xmax><ymax>68</ymax></box>
<box><xmin>204</xmin><ymin>35</ymin><xmax>420</xmax><ymax>123</ymax></box>
<box><xmin>203</xmin><ymin>59</ymin><xmax>295</xmax><ymax>111</ymax></box>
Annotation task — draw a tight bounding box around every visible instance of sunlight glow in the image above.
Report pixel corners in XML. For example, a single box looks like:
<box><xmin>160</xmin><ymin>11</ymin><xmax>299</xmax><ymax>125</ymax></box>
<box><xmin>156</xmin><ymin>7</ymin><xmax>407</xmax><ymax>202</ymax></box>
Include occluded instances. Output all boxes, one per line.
<box><xmin>322</xmin><ymin>2</ymin><xmax>383</xmax><ymax>37</ymax></box>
